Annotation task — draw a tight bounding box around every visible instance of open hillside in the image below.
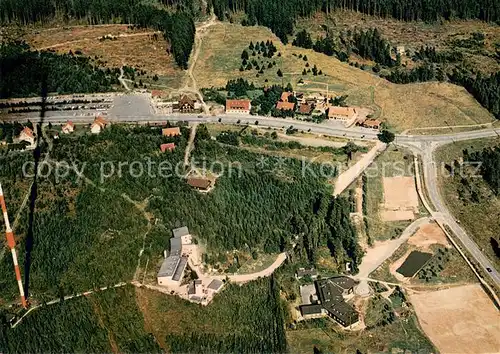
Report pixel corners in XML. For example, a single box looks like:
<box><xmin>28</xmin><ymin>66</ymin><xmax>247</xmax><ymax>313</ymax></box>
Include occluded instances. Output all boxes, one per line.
<box><xmin>21</xmin><ymin>25</ymin><xmax>184</xmax><ymax>90</ymax></box>
<box><xmin>296</xmin><ymin>11</ymin><xmax>500</xmax><ymax>74</ymax></box>
<box><xmin>194</xmin><ymin>22</ymin><xmax>494</xmax><ymax>132</ymax></box>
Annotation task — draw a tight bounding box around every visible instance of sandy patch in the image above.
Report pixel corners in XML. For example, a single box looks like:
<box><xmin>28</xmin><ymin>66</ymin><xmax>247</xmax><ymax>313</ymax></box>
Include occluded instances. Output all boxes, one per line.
<box><xmin>382</xmin><ymin>176</ymin><xmax>419</xmax><ymax>211</ymax></box>
<box><xmin>408</xmin><ymin>222</ymin><xmax>450</xmax><ymax>250</ymax></box>
<box><xmin>410</xmin><ymin>284</ymin><xmax>500</xmax><ymax>354</ymax></box>
<box><xmin>380</xmin><ymin>210</ymin><xmax>415</xmax><ymax>221</ymax></box>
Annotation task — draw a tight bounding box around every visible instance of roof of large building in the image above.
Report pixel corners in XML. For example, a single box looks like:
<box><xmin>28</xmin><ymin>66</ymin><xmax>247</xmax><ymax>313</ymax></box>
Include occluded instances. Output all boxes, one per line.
<box><xmin>173</xmin><ymin>226</ymin><xmax>190</xmax><ymax>239</ymax></box>
<box><xmin>187</xmin><ymin>178</ymin><xmax>212</xmax><ymax>190</ymax></box>
<box><xmin>300</xmin><ymin>304</ymin><xmax>323</xmax><ymax>316</ymax></box>
<box><xmin>226</xmin><ymin>99</ymin><xmax>251</xmax><ymax>111</ymax></box>
<box><xmin>170</xmin><ymin>237</ymin><xmax>182</xmax><ymax>256</ymax></box>
<box><xmin>207</xmin><ymin>279</ymin><xmax>223</xmax><ymax>291</ymax></box>
<box><xmin>280</xmin><ymin>91</ymin><xmax>293</xmax><ymax>102</ymax></box>
<box><xmin>172</xmin><ymin>257</ymin><xmax>187</xmax><ymax>281</ymax></box>
<box><xmin>92</xmin><ymin>115</ymin><xmax>108</xmax><ymax>128</ymax></box>
<box><xmin>276</xmin><ymin>101</ymin><xmax>295</xmax><ymax>111</ymax></box>
<box><xmin>160</xmin><ymin>143</ymin><xmax>176</xmax><ymax>152</ymax></box>
<box><xmin>315</xmin><ymin>277</ymin><xmax>358</xmax><ymax>325</ymax></box>
<box><xmin>299</xmin><ymin>103</ymin><xmax>314</xmax><ymax>114</ymax></box>
<box><xmin>21</xmin><ymin>127</ymin><xmax>34</xmax><ymax>138</ymax></box>
<box><xmin>162</xmin><ymin>127</ymin><xmax>181</xmax><ymax>137</ymax></box>
<box><xmin>327</xmin><ymin>106</ymin><xmax>356</xmax><ymax>118</ymax></box>
<box><xmin>158</xmin><ymin>255</ymin><xmax>181</xmax><ymax>278</ymax></box>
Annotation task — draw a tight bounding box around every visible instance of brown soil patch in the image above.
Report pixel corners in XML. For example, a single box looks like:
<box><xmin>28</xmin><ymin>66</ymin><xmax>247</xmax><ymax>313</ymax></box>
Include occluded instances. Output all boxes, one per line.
<box><xmin>25</xmin><ymin>25</ymin><xmax>180</xmax><ymax>76</ymax></box>
<box><xmin>383</xmin><ymin>176</ymin><xmax>418</xmax><ymax>211</ymax></box>
<box><xmin>410</xmin><ymin>284</ymin><xmax>500</xmax><ymax>353</ymax></box>
<box><xmin>380</xmin><ymin>210</ymin><xmax>415</xmax><ymax>222</ymax></box>
<box><xmin>408</xmin><ymin>222</ymin><xmax>449</xmax><ymax>250</ymax></box>
<box><xmin>380</xmin><ymin>176</ymin><xmax>418</xmax><ymax>221</ymax></box>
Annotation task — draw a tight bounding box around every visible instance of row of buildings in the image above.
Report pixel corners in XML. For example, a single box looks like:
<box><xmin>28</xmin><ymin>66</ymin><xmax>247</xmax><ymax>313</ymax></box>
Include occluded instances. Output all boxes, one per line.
<box><xmin>224</xmin><ymin>92</ymin><xmax>381</xmax><ymax>129</ymax></box>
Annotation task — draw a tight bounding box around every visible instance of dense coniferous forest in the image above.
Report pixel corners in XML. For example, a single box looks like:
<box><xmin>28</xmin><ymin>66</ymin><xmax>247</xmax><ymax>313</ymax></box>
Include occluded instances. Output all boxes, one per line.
<box><xmin>449</xmin><ymin>70</ymin><xmax>500</xmax><ymax>119</ymax></box>
<box><xmin>0</xmin><ymin>0</ymin><xmax>195</xmax><ymax>70</ymax></box>
<box><xmin>211</xmin><ymin>0</ymin><xmax>499</xmax><ymax>44</ymax></box>
<box><xmin>464</xmin><ymin>146</ymin><xmax>500</xmax><ymax>195</ymax></box>
<box><xmin>0</xmin><ymin>42</ymin><xmax>118</xmax><ymax>98</ymax></box>
<box><xmin>165</xmin><ymin>277</ymin><xmax>287</xmax><ymax>353</ymax></box>
<box><xmin>0</xmin><ymin>124</ymin><xmax>359</xmax><ymax>302</ymax></box>
<box><xmin>0</xmin><ymin>286</ymin><xmax>161</xmax><ymax>353</ymax></box>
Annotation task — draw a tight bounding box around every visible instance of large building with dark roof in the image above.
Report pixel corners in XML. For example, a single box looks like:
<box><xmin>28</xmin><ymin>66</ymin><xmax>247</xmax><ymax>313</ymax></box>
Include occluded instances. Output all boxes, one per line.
<box><xmin>315</xmin><ymin>276</ymin><xmax>359</xmax><ymax>327</ymax></box>
<box><xmin>299</xmin><ymin>276</ymin><xmax>359</xmax><ymax>327</ymax></box>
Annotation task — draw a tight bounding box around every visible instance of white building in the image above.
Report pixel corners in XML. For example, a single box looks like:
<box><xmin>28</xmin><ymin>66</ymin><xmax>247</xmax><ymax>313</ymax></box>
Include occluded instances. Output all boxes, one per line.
<box><xmin>157</xmin><ymin>226</ymin><xmax>192</xmax><ymax>287</ymax></box>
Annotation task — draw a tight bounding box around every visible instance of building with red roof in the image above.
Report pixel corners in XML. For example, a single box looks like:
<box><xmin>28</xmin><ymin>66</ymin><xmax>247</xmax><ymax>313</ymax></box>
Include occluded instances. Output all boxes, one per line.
<box><xmin>225</xmin><ymin>99</ymin><xmax>251</xmax><ymax>114</ymax></box>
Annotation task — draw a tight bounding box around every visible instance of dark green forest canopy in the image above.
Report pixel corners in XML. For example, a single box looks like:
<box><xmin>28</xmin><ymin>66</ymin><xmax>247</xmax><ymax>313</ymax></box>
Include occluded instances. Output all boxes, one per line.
<box><xmin>0</xmin><ymin>0</ymin><xmax>195</xmax><ymax>69</ymax></box>
<box><xmin>464</xmin><ymin>145</ymin><xmax>500</xmax><ymax>195</ymax></box>
<box><xmin>0</xmin><ymin>279</ymin><xmax>287</xmax><ymax>354</ymax></box>
<box><xmin>0</xmin><ymin>125</ymin><xmax>359</xmax><ymax>301</ymax></box>
<box><xmin>211</xmin><ymin>0</ymin><xmax>500</xmax><ymax>43</ymax></box>
<box><xmin>0</xmin><ymin>42</ymin><xmax>118</xmax><ymax>98</ymax></box>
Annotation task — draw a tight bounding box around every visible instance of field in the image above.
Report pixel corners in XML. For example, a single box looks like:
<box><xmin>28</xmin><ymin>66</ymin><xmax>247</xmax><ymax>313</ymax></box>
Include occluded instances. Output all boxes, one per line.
<box><xmin>135</xmin><ymin>277</ymin><xmax>286</xmax><ymax>352</ymax></box>
<box><xmin>363</xmin><ymin>145</ymin><xmax>418</xmax><ymax>242</ymax></box>
<box><xmin>410</xmin><ymin>284</ymin><xmax>500</xmax><ymax>353</ymax></box>
<box><xmin>23</xmin><ymin>25</ymin><xmax>184</xmax><ymax>89</ymax></box>
<box><xmin>395</xmin><ymin>251</ymin><xmax>433</xmax><ymax>277</ymax></box>
<box><xmin>194</xmin><ymin>22</ymin><xmax>494</xmax><ymax>131</ymax></box>
<box><xmin>435</xmin><ymin>137</ymin><xmax>500</xmax><ymax>269</ymax></box>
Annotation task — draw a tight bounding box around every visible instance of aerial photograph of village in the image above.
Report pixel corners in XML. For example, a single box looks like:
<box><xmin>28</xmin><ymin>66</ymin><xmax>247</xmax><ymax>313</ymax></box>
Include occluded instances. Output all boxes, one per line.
<box><xmin>0</xmin><ymin>0</ymin><xmax>499</xmax><ymax>353</ymax></box>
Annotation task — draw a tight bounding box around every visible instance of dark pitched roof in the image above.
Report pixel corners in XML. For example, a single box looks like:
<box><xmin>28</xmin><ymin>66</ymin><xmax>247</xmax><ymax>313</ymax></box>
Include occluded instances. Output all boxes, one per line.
<box><xmin>300</xmin><ymin>304</ymin><xmax>323</xmax><ymax>316</ymax></box>
<box><xmin>172</xmin><ymin>257</ymin><xmax>187</xmax><ymax>281</ymax></box>
<box><xmin>208</xmin><ymin>279</ymin><xmax>223</xmax><ymax>291</ymax></box>
<box><xmin>173</xmin><ymin>226</ymin><xmax>190</xmax><ymax>239</ymax></box>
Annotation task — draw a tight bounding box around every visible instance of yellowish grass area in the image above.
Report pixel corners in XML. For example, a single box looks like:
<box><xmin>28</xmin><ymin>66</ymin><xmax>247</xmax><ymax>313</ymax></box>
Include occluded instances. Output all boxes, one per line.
<box><xmin>194</xmin><ymin>22</ymin><xmax>494</xmax><ymax>132</ymax></box>
<box><xmin>24</xmin><ymin>25</ymin><xmax>184</xmax><ymax>84</ymax></box>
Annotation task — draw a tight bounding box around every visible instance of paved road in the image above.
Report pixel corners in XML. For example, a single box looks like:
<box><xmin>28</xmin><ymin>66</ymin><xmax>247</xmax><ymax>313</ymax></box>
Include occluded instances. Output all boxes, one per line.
<box><xmin>419</xmin><ymin>142</ymin><xmax>500</xmax><ymax>286</ymax></box>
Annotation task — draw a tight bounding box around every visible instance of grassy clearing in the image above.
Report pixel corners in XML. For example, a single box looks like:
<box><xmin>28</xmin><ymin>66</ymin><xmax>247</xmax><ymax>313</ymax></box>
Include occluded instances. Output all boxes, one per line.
<box><xmin>364</xmin><ymin>145</ymin><xmax>416</xmax><ymax>241</ymax></box>
<box><xmin>435</xmin><ymin>137</ymin><xmax>500</xmax><ymax>269</ymax></box>
<box><xmin>135</xmin><ymin>278</ymin><xmax>286</xmax><ymax>352</ymax></box>
<box><xmin>23</xmin><ymin>25</ymin><xmax>184</xmax><ymax>87</ymax></box>
<box><xmin>194</xmin><ymin>22</ymin><xmax>494</xmax><ymax>132</ymax></box>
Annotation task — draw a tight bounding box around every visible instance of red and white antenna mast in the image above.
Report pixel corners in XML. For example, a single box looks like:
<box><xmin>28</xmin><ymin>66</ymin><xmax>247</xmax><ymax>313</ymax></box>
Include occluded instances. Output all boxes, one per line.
<box><xmin>0</xmin><ymin>183</ymin><xmax>28</xmax><ymax>308</ymax></box>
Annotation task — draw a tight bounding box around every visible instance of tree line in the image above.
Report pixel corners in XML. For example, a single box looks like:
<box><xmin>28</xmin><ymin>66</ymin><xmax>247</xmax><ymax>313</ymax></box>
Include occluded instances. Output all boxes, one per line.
<box><xmin>0</xmin><ymin>0</ymin><xmax>195</xmax><ymax>69</ymax></box>
<box><xmin>464</xmin><ymin>145</ymin><xmax>500</xmax><ymax>195</ymax></box>
<box><xmin>210</xmin><ymin>0</ymin><xmax>499</xmax><ymax>46</ymax></box>
<box><xmin>0</xmin><ymin>41</ymin><xmax>118</xmax><ymax>98</ymax></box>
